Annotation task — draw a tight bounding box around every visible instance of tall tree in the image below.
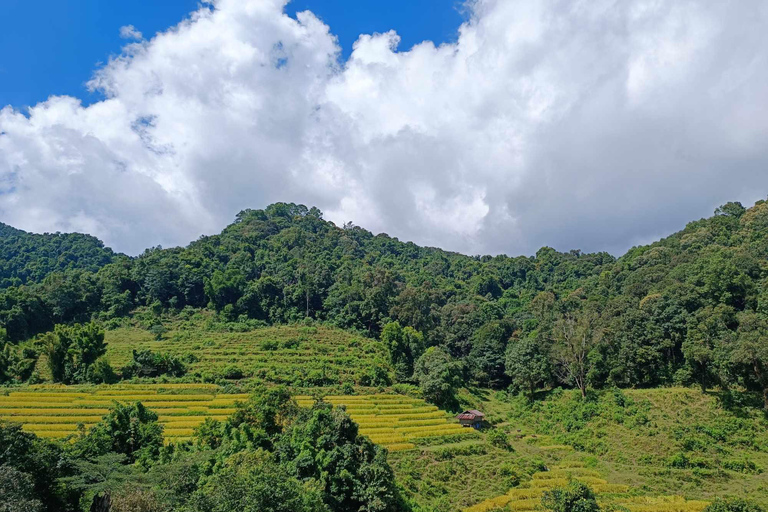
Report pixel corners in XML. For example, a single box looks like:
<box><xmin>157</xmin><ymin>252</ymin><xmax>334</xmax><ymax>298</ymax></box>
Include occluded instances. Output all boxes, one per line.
<box><xmin>732</xmin><ymin>311</ymin><xmax>768</xmax><ymax>410</ymax></box>
<box><xmin>552</xmin><ymin>308</ymin><xmax>602</xmax><ymax>398</ymax></box>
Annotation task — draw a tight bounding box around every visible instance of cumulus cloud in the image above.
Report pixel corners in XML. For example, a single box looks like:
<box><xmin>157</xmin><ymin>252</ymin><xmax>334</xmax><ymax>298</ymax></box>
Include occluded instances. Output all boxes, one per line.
<box><xmin>1</xmin><ymin>0</ymin><xmax>767</xmax><ymax>256</ymax></box>
<box><xmin>119</xmin><ymin>25</ymin><xmax>143</xmax><ymax>40</ymax></box>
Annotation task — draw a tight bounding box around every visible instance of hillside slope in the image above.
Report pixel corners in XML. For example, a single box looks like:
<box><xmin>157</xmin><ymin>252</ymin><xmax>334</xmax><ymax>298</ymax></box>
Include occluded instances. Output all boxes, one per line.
<box><xmin>1</xmin><ymin>200</ymin><xmax>767</xmax><ymax>401</ymax></box>
<box><xmin>0</xmin><ymin>222</ymin><xmax>116</xmax><ymax>289</ymax></box>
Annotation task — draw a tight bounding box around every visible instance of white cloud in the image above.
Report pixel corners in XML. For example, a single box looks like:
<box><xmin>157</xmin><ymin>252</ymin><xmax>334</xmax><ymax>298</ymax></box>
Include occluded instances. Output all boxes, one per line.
<box><xmin>1</xmin><ymin>0</ymin><xmax>768</xmax><ymax>256</ymax></box>
<box><xmin>119</xmin><ymin>25</ymin><xmax>143</xmax><ymax>40</ymax></box>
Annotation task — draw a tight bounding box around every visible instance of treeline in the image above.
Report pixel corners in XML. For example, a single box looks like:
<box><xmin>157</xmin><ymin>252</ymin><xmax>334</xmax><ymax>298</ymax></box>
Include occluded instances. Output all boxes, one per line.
<box><xmin>0</xmin><ymin>222</ymin><xmax>115</xmax><ymax>289</ymax></box>
<box><xmin>0</xmin><ymin>388</ymin><xmax>405</xmax><ymax>512</ymax></box>
<box><xmin>1</xmin><ymin>200</ymin><xmax>767</xmax><ymax>403</ymax></box>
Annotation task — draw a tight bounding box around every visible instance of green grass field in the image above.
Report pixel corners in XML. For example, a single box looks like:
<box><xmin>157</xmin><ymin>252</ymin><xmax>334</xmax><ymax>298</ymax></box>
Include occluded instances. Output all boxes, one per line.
<box><xmin>463</xmin><ymin>460</ymin><xmax>709</xmax><ymax>512</ymax></box>
<box><xmin>104</xmin><ymin>323</ymin><xmax>392</xmax><ymax>386</ymax></box>
<box><xmin>417</xmin><ymin>386</ymin><xmax>768</xmax><ymax>511</ymax></box>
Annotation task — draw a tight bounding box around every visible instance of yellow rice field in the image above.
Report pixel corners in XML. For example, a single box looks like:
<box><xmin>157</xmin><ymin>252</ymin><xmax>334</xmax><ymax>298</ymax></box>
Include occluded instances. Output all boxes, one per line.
<box><xmin>0</xmin><ymin>384</ymin><xmax>247</xmax><ymax>443</ymax></box>
<box><xmin>296</xmin><ymin>394</ymin><xmax>477</xmax><ymax>451</ymax></box>
<box><xmin>463</xmin><ymin>462</ymin><xmax>709</xmax><ymax>512</ymax></box>
<box><xmin>0</xmin><ymin>386</ymin><xmax>473</xmax><ymax>451</ymax></box>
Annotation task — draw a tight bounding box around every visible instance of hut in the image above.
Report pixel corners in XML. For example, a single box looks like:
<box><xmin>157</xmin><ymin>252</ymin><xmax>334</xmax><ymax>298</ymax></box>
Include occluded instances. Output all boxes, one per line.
<box><xmin>456</xmin><ymin>410</ymin><xmax>485</xmax><ymax>429</ymax></box>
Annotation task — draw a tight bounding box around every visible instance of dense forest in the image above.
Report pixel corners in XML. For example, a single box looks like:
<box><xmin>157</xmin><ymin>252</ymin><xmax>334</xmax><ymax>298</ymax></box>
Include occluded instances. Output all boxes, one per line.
<box><xmin>1</xmin><ymin>200</ymin><xmax>768</xmax><ymax>405</ymax></box>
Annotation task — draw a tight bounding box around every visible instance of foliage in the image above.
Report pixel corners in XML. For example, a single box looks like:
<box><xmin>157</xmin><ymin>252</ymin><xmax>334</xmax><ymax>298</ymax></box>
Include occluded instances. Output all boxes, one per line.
<box><xmin>0</xmin><ymin>464</ymin><xmax>44</xmax><ymax>512</ymax></box>
<box><xmin>42</xmin><ymin>322</ymin><xmax>107</xmax><ymax>384</ymax></box>
<box><xmin>381</xmin><ymin>322</ymin><xmax>425</xmax><ymax>381</ymax></box>
<box><xmin>414</xmin><ymin>347</ymin><xmax>463</xmax><ymax>409</ymax></box>
<box><xmin>3</xmin><ymin>199</ymin><xmax>768</xmax><ymax>399</ymax></box>
<box><xmin>0</xmin><ymin>422</ymin><xmax>75</xmax><ymax>511</ymax></box>
<box><xmin>541</xmin><ymin>482</ymin><xmax>600</xmax><ymax>512</ymax></box>
<box><xmin>0</xmin><ymin>222</ymin><xmax>115</xmax><ymax>290</ymax></box>
<box><xmin>120</xmin><ymin>349</ymin><xmax>187</xmax><ymax>379</ymax></box>
<box><xmin>278</xmin><ymin>402</ymin><xmax>404</xmax><ymax>512</ymax></box>
<box><xmin>703</xmin><ymin>498</ymin><xmax>765</xmax><ymax>512</ymax></box>
<box><xmin>505</xmin><ymin>333</ymin><xmax>551</xmax><ymax>397</ymax></box>
<box><xmin>75</xmin><ymin>402</ymin><xmax>164</xmax><ymax>464</ymax></box>
<box><xmin>190</xmin><ymin>450</ymin><xmax>328</xmax><ymax>512</ymax></box>
<box><xmin>486</xmin><ymin>428</ymin><xmax>511</xmax><ymax>450</ymax></box>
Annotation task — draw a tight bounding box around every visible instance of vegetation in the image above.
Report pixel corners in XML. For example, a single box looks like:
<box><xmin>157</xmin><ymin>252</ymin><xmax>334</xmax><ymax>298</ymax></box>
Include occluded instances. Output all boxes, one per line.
<box><xmin>2</xmin><ymin>200</ymin><xmax>768</xmax><ymax>405</ymax></box>
<box><xmin>0</xmin><ymin>388</ymin><xmax>406</xmax><ymax>512</ymax></box>
<box><xmin>0</xmin><ymin>386</ymin><xmax>473</xmax><ymax>451</ymax></box>
<box><xmin>3</xmin><ymin>199</ymin><xmax>768</xmax><ymax>510</ymax></box>
<box><xmin>103</xmin><ymin>317</ymin><xmax>392</xmax><ymax>386</ymax></box>
<box><xmin>502</xmin><ymin>387</ymin><xmax>768</xmax><ymax>504</ymax></box>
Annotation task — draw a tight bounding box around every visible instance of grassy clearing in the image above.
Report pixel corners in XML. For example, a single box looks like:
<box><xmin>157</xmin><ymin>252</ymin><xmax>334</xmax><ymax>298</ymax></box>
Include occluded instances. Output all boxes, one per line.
<box><xmin>389</xmin><ymin>387</ymin><xmax>768</xmax><ymax>512</ymax></box>
<box><xmin>104</xmin><ymin>323</ymin><xmax>391</xmax><ymax>386</ymax></box>
<box><xmin>500</xmin><ymin>387</ymin><xmax>768</xmax><ymax>505</ymax></box>
<box><xmin>463</xmin><ymin>461</ymin><xmax>709</xmax><ymax>512</ymax></box>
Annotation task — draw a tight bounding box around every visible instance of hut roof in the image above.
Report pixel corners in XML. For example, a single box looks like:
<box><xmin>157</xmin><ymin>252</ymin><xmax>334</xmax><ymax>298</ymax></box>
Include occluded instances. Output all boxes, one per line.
<box><xmin>456</xmin><ymin>410</ymin><xmax>485</xmax><ymax>420</ymax></box>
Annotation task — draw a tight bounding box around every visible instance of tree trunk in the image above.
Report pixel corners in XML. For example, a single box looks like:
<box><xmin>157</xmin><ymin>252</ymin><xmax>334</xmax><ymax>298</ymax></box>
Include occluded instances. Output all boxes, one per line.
<box><xmin>90</xmin><ymin>493</ymin><xmax>111</xmax><ymax>512</ymax></box>
<box><xmin>763</xmin><ymin>387</ymin><xmax>768</xmax><ymax>412</ymax></box>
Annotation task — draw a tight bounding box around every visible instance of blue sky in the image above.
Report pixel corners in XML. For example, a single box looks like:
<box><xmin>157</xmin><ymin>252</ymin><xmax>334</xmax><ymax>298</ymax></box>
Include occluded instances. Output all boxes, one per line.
<box><xmin>0</xmin><ymin>0</ymin><xmax>464</xmax><ymax>109</ymax></box>
<box><xmin>1</xmin><ymin>0</ymin><xmax>766</xmax><ymax>257</ymax></box>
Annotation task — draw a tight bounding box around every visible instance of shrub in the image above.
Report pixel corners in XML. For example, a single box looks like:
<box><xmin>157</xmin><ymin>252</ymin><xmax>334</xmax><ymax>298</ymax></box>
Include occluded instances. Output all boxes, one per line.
<box><xmin>74</xmin><ymin>402</ymin><xmax>164</xmax><ymax>465</ymax></box>
<box><xmin>88</xmin><ymin>357</ymin><xmax>118</xmax><ymax>384</ymax></box>
<box><xmin>703</xmin><ymin>498</ymin><xmax>765</xmax><ymax>512</ymax></box>
<box><xmin>219</xmin><ymin>365</ymin><xmax>244</xmax><ymax>380</ymax></box>
<box><xmin>121</xmin><ymin>350</ymin><xmax>187</xmax><ymax>379</ymax></box>
<box><xmin>487</xmin><ymin>429</ymin><xmax>512</xmax><ymax>450</ymax></box>
<box><xmin>541</xmin><ymin>482</ymin><xmax>600</xmax><ymax>512</ymax></box>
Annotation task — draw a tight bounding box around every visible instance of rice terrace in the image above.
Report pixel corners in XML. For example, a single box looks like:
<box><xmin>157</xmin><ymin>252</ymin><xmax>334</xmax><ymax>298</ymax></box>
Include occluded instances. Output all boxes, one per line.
<box><xmin>4</xmin><ymin>201</ymin><xmax>768</xmax><ymax>511</ymax></box>
<box><xmin>0</xmin><ymin>385</ymin><xmax>475</xmax><ymax>451</ymax></box>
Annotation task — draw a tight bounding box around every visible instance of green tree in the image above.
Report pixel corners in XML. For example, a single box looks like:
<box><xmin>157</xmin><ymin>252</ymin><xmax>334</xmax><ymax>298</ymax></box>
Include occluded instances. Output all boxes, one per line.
<box><xmin>682</xmin><ymin>305</ymin><xmax>735</xmax><ymax>392</ymax></box>
<box><xmin>230</xmin><ymin>385</ymin><xmax>298</xmax><ymax>439</ymax></box>
<box><xmin>191</xmin><ymin>451</ymin><xmax>327</xmax><ymax>512</ymax></box>
<box><xmin>505</xmin><ymin>333</ymin><xmax>551</xmax><ymax>398</ymax></box>
<box><xmin>60</xmin><ymin>453</ymin><xmax>137</xmax><ymax>512</ymax></box>
<box><xmin>414</xmin><ymin>347</ymin><xmax>463</xmax><ymax>409</ymax></box>
<box><xmin>380</xmin><ymin>321</ymin><xmax>425</xmax><ymax>381</ymax></box>
<box><xmin>541</xmin><ymin>482</ymin><xmax>600</xmax><ymax>512</ymax></box>
<box><xmin>43</xmin><ymin>322</ymin><xmax>106</xmax><ymax>384</ymax></box>
<box><xmin>552</xmin><ymin>308</ymin><xmax>602</xmax><ymax>398</ymax></box>
<box><xmin>732</xmin><ymin>311</ymin><xmax>768</xmax><ymax>410</ymax></box>
<box><xmin>278</xmin><ymin>403</ymin><xmax>403</xmax><ymax>512</ymax></box>
<box><xmin>0</xmin><ymin>423</ymin><xmax>74</xmax><ymax>511</ymax></box>
<box><xmin>76</xmin><ymin>402</ymin><xmax>164</xmax><ymax>464</ymax></box>
<box><xmin>0</xmin><ymin>465</ymin><xmax>44</xmax><ymax>512</ymax></box>
<box><xmin>469</xmin><ymin>320</ymin><xmax>513</xmax><ymax>387</ymax></box>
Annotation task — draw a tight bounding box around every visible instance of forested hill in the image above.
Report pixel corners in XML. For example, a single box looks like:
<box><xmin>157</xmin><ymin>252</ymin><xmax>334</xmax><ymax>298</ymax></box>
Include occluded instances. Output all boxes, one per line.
<box><xmin>2</xmin><ymin>200</ymin><xmax>768</xmax><ymax>401</ymax></box>
<box><xmin>0</xmin><ymin>222</ymin><xmax>116</xmax><ymax>289</ymax></box>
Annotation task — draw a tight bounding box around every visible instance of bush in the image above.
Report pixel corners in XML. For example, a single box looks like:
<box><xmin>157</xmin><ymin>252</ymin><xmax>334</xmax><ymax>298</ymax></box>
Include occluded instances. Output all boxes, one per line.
<box><xmin>703</xmin><ymin>498</ymin><xmax>765</xmax><ymax>512</ymax></box>
<box><xmin>121</xmin><ymin>350</ymin><xmax>186</xmax><ymax>379</ymax></box>
<box><xmin>88</xmin><ymin>357</ymin><xmax>118</xmax><ymax>384</ymax></box>
<box><xmin>541</xmin><ymin>482</ymin><xmax>600</xmax><ymax>512</ymax></box>
<box><xmin>487</xmin><ymin>429</ymin><xmax>512</xmax><ymax>450</ymax></box>
<box><xmin>219</xmin><ymin>365</ymin><xmax>245</xmax><ymax>380</ymax></box>
<box><xmin>75</xmin><ymin>402</ymin><xmax>164</xmax><ymax>465</ymax></box>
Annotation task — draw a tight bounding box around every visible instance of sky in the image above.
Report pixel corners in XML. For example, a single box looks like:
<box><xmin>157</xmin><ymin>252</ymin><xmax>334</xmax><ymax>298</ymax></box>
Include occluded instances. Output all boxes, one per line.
<box><xmin>1</xmin><ymin>0</ymin><xmax>767</xmax><ymax>257</ymax></box>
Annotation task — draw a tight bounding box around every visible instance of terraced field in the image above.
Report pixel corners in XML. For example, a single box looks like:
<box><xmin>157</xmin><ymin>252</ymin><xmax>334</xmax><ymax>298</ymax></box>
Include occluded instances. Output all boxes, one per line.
<box><xmin>104</xmin><ymin>325</ymin><xmax>391</xmax><ymax>385</ymax></box>
<box><xmin>0</xmin><ymin>384</ymin><xmax>245</xmax><ymax>443</ymax></box>
<box><xmin>297</xmin><ymin>394</ymin><xmax>479</xmax><ymax>451</ymax></box>
<box><xmin>0</xmin><ymin>386</ymin><xmax>474</xmax><ymax>451</ymax></box>
<box><xmin>464</xmin><ymin>461</ymin><xmax>709</xmax><ymax>512</ymax></box>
